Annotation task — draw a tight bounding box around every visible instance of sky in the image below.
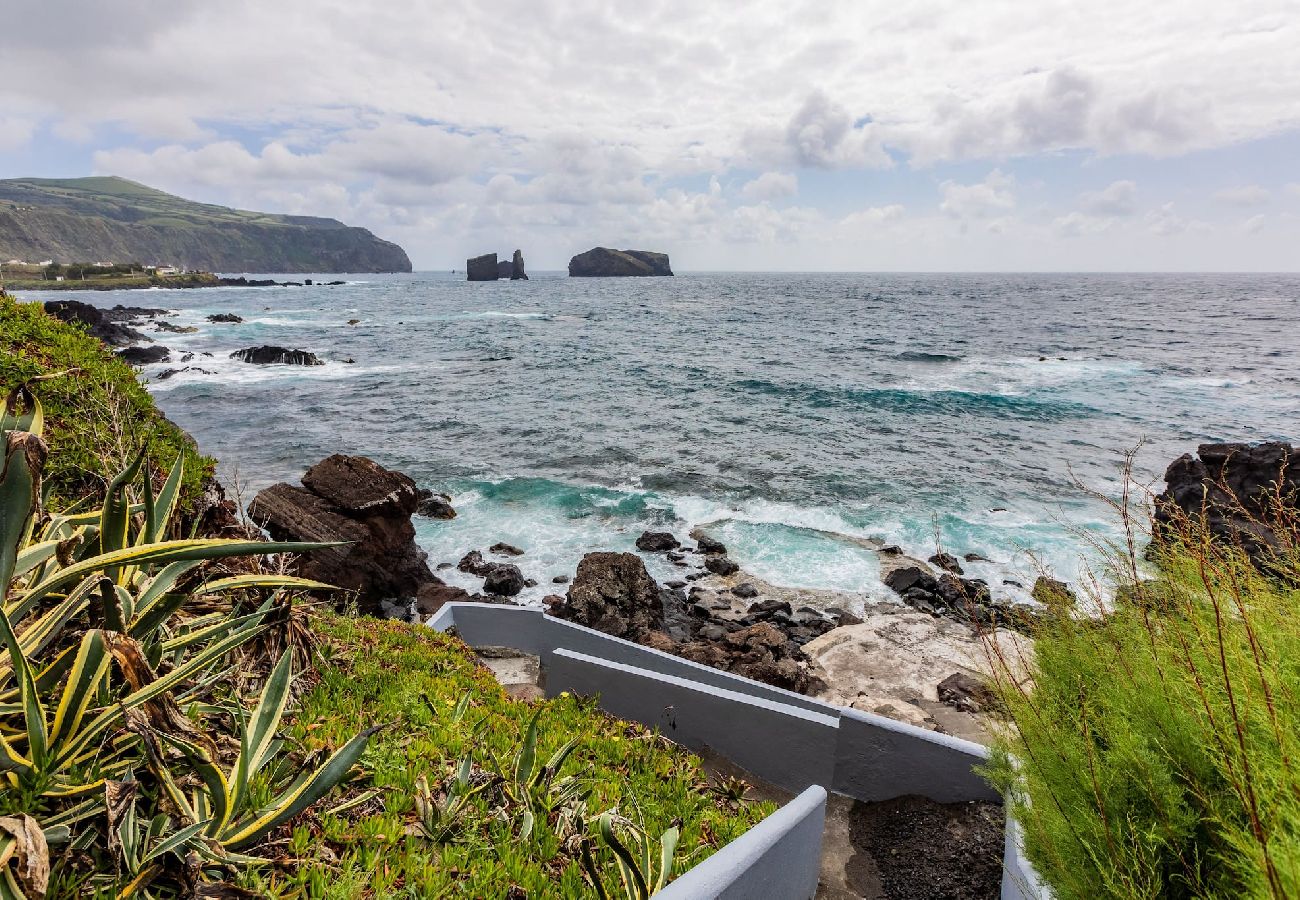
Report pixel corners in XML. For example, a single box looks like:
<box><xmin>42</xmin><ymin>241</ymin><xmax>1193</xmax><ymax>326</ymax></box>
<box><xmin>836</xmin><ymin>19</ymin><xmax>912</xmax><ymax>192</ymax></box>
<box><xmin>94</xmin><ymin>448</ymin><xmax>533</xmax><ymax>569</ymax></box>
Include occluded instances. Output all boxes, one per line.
<box><xmin>3</xmin><ymin>0</ymin><xmax>1299</xmax><ymax>271</ymax></box>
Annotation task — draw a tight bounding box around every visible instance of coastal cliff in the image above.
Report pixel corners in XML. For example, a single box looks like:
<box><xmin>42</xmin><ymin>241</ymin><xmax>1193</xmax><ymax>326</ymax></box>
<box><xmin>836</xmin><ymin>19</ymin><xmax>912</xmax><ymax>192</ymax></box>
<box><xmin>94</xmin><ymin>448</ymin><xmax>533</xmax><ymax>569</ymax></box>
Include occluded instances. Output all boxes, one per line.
<box><xmin>0</xmin><ymin>176</ymin><xmax>411</xmax><ymax>273</ymax></box>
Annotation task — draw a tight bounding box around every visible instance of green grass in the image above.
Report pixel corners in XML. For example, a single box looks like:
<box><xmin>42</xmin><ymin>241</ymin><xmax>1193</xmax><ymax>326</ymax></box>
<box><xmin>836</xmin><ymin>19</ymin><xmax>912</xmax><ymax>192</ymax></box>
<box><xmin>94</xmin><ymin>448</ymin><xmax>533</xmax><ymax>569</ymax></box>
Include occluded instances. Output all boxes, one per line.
<box><xmin>245</xmin><ymin>613</ymin><xmax>774</xmax><ymax>897</ymax></box>
<box><xmin>986</xmin><ymin>513</ymin><xmax>1300</xmax><ymax>899</ymax></box>
<box><xmin>0</xmin><ymin>291</ymin><xmax>214</xmax><ymax>506</ymax></box>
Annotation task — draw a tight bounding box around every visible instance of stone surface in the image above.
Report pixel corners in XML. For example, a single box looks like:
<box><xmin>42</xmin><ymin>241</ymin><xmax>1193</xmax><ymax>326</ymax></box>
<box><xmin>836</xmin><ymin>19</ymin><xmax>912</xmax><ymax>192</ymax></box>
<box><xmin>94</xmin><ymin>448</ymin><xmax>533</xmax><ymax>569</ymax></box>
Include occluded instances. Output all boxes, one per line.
<box><xmin>483</xmin><ymin>564</ymin><xmax>525</xmax><ymax>597</ymax></box>
<box><xmin>117</xmin><ymin>345</ymin><xmax>169</xmax><ymax>365</ymax></box>
<box><xmin>510</xmin><ymin>249</ymin><xmax>528</xmax><ymax>280</ymax></box>
<box><xmin>248</xmin><ymin>454</ymin><xmax>467</xmax><ymax>615</ymax></box>
<box><xmin>415</xmin><ymin>490</ymin><xmax>456</xmax><ymax>519</ymax></box>
<box><xmin>928</xmin><ymin>552</ymin><xmax>964</xmax><ymax>575</ymax></box>
<box><xmin>43</xmin><ymin>299</ymin><xmax>147</xmax><ymax>346</ymax></box>
<box><xmin>230</xmin><ymin>346</ymin><xmax>323</xmax><ymax>365</ymax></box>
<box><xmin>567</xmin><ymin>247</ymin><xmax>673</xmax><ymax>277</ymax></box>
<box><xmin>635</xmin><ymin>530</ymin><xmax>681</xmax><ymax>552</ymax></box>
<box><xmin>467</xmin><ymin>253</ymin><xmax>499</xmax><ymax>281</ymax></box>
<box><xmin>1155</xmin><ymin>441</ymin><xmax>1298</xmax><ymax>565</ymax></box>
<box><xmin>490</xmin><ymin>542</ymin><xmax>525</xmax><ymax>556</ymax></box>
<box><xmin>936</xmin><ymin>671</ymin><xmax>998</xmax><ymax>713</ymax></box>
<box><xmin>705</xmin><ymin>556</ymin><xmax>741</xmax><ymax>577</ymax></box>
<box><xmin>552</xmin><ymin>551</ymin><xmax>665</xmax><ymax>641</ymax></box>
<box><xmin>207</xmin><ymin>313</ymin><xmax>243</xmax><ymax>323</ymax></box>
<box><xmin>691</xmin><ymin>531</ymin><xmax>728</xmax><ymax>555</ymax></box>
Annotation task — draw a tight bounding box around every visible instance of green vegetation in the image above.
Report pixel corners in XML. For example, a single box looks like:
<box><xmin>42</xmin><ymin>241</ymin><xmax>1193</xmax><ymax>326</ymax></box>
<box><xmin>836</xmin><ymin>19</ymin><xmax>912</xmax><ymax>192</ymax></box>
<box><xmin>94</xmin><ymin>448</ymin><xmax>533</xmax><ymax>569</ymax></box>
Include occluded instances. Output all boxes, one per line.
<box><xmin>264</xmin><ymin>614</ymin><xmax>774</xmax><ymax>898</ymax></box>
<box><xmin>0</xmin><ymin>292</ymin><xmax>214</xmax><ymax>508</ymax></box>
<box><xmin>0</xmin><ymin>176</ymin><xmax>411</xmax><ymax>273</ymax></box>
<box><xmin>986</xmin><ymin>495</ymin><xmax>1300</xmax><ymax>898</ymax></box>
<box><xmin>1</xmin><ymin>386</ymin><xmax>364</xmax><ymax>897</ymax></box>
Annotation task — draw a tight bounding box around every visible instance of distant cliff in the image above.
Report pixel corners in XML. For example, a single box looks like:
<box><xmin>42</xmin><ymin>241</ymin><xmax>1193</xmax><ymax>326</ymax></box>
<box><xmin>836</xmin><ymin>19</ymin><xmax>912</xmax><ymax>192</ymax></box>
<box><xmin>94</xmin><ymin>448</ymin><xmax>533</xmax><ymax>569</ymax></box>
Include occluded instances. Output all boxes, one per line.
<box><xmin>0</xmin><ymin>176</ymin><xmax>412</xmax><ymax>273</ymax></box>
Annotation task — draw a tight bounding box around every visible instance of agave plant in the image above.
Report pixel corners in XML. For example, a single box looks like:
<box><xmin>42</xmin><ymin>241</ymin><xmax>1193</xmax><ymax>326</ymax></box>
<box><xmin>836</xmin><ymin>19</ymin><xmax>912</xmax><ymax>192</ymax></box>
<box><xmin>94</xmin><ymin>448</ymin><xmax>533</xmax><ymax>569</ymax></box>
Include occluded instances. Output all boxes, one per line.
<box><xmin>0</xmin><ymin>384</ymin><xmax>374</xmax><ymax>896</ymax></box>
<box><xmin>581</xmin><ymin>811</ymin><xmax>682</xmax><ymax>900</ymax></box>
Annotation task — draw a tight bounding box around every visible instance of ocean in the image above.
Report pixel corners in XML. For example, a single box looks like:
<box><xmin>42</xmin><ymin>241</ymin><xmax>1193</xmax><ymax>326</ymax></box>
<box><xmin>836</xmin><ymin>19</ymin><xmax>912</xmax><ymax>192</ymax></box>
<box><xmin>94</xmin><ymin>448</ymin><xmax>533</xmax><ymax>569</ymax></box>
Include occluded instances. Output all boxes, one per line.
<box><xmin>18</xmin><ymin>272</ymin><xmax>1298</xmax><ymax>609</ymax></box>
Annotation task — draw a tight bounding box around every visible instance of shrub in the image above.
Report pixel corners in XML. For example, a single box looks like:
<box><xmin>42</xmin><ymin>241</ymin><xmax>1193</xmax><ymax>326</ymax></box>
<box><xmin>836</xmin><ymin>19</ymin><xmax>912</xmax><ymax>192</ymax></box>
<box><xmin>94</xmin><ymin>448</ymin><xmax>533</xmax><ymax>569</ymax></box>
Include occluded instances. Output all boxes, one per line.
<box><xmin>986</xmin><ymin>487</ymin><xmax>1300</xmax><ymax>898</ymax></box>
<box><xmin>0</xmin><ymin>292</ymin><xmax>214</xmax><ymax>508</ymax></box>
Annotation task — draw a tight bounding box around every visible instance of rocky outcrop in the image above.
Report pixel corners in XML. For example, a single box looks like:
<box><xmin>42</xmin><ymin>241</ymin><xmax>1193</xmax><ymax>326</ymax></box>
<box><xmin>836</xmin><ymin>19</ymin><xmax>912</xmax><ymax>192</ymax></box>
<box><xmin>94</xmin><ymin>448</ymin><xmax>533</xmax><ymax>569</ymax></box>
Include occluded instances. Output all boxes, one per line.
<box><xmin>884</xmin><ymin>565</ymin><xmax>1038</xmax><ymax>632</ymax></box>
<box><xmin>467</xmin><ymin>253</ymin><xmax>498</xmax><ymax>281</ymax></box>
<box><xmin>43</xmin><ymin>300</ymin><xmax>148</xmax><ymax>346</ymax></box>
<box><xmin>1155</xmin><ymin>442</ymin><xmax>1297</xmax><ymax>565</ymax></box>
<box><xmin>248</xmin><ymin>454</ymin><xmax>468</xmax><ymax>615</ymax></box>
<box><xmin>636</xmin><ymin>531</ymin><xmax>681</xmax><ymax>552</ymax></box>
<box><xmin>568</xmin><ymin>247</ymin><xmax>673</xmax><ymax>277</ymax></box>
<box><xmin>510</xmin><ymin>249</ymin><xmax>528</xmax><ymax>280</ymax></box>
<box><xmin>415</xmin><ymin>489</ymin><xmax>456</xmax><ymax>519</ymax></box>
<box><xmin>547</xmin><ymin>551</ymin><xmax>825</xmax><ymax>693</ymax></box>
<box><xmin>117</xmin><ymin>345</ymin><xmax>170</xmax><ymax>365</ymax></box>
<box><xmin>496</xmin><ymin>259</ymin><xmax>514</xmax><ymax>279</ymax></box>
<box><xmin>207</xmin><ymin>313</ymin><xmax>243</xmax><ymax>323</ymax></box>
<box><xmin>230</xmin><ymin>346</ymin><xmax>323</xmax><ymax>366</ymax></box>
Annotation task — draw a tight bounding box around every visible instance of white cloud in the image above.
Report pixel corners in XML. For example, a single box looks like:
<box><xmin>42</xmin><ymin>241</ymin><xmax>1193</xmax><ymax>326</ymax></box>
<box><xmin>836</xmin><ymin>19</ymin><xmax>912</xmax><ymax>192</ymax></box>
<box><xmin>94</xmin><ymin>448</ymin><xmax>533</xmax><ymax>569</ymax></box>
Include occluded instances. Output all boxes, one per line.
<box><xmin>740</xmin><ymin>171</ymin><xmax>798</xmax><ymax>202</ymax></box>
<box><xmin>1241</xmin><ymin>213</ymin><xmax>1266</xmax><ymax>233</ymax></box>
<box><xmin>939</xmin><ymin>170</ymin><xmax>1016</xmax><ymax>219</ymax></box>
<box><xmin>1214</xmin><ymin>185</ymin><xmax>1270</xmax><ymax>206</ymax></box>
<box><xmin>1146</xmin><ymin>202</ymin><xmax>1210</xmax><ymax>236</ymax></box>
<box><xmin>1054</xmin><ymin>211</ymin><xmax>1115</xmax><ymax>237</ymax></box>
<box><xmin>1080</xmin><ymin>180</ymin><xmax>1137</xmax><ymax>216</ymax></box>
<box><xmin>841</xmin><ymin>204</ymin><xmax>905</xmax><ymax>227</ymax></box>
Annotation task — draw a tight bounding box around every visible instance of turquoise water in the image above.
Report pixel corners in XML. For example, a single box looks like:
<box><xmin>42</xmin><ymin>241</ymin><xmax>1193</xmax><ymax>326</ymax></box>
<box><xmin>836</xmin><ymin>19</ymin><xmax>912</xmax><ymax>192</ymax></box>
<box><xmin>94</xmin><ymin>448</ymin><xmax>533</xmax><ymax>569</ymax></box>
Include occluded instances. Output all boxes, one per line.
<box><xmin>19</xmin><ymin>272</ymin><xmax>1297</xmax><ymax>608</ymax></box>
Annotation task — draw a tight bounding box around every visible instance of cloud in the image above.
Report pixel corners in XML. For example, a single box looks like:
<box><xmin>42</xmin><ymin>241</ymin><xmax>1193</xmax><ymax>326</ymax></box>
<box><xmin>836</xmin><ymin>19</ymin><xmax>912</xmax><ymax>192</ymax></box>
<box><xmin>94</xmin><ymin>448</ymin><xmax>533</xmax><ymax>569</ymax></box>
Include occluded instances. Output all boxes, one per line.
<box><xmin>939</xmin><ymin>170</ymin><xmax>1015</xmax><ymax>219</ymax></box>
<box><xmin>1241</xmin><ymin>213</ymin><xmax>1266</xmax><ymax>234</ymax></box>
<box><xmin>1080</xmin><ymin>180</ymin><xmax>1137</xmax><ymax>216</ymax></box>
<box><xmin>1214</xmin><ymin>185</ymin><xmax>1269</xmax><ymax>206</ymax></box>
<box><xmin>840</xmin><ymin>204</ymin><xmax>905</xmax><ymax>227</ymax></box>
<box><xmin>1054</xmin><ymin>211</ymin><xmax>1114</xmax><ymax>238</ymax></box>
<box><xmin>783</xmin><ymin>91</ymin><xmax>890</xmax><ymax>169</ymax></box>
<box><xmin>740</xmin><ymin>171</ymin><xmax>798</xmax><ymax>202</ymax></box>
<box><xmin>1146</xmin><ymin>202</ymin><xmax>1210</xmax><ymax>236</ymax></box>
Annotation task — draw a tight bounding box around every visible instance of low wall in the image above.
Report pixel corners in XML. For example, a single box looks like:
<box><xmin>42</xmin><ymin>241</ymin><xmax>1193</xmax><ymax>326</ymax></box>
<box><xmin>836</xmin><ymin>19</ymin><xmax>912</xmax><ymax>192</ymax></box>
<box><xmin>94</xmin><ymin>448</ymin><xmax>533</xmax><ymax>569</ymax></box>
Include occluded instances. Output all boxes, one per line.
<box><xmin>430</xmin><ymin>602</ymin><xmax>1046</xmax><ymax>898</ymax></box>
<box><xmin>549</xmin><ymin>649</ymin><xmax>839</xmax><ymax>794</ymax></box>
<box><xmin>656</xmin><ymin>785</ymin><xmax>827</xmax><ymax>900</ymax></box>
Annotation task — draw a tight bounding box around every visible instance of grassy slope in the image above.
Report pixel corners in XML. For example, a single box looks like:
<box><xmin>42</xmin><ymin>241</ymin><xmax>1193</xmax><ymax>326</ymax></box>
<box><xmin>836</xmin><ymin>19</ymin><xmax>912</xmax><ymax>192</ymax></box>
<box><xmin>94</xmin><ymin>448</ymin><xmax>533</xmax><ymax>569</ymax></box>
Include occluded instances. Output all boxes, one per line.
<box><xmin>246</xmin><ymin>613</ymin><xmax>774</xmax><ymax>897</ymax></box>
<box><xmin>0</xmin><ymin>291</ymin><xmax>214</xmax><ymax>506</ymax></box>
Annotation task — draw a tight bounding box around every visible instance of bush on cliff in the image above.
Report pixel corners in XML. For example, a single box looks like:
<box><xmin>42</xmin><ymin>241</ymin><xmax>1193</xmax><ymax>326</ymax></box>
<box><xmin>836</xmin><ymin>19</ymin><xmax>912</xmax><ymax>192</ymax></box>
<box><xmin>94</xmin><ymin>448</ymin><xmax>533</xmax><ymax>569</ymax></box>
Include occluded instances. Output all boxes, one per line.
<box><xmin>987</xmin><ymin>493</ymin><xmax>1300</xmax><ymax>899</ymax></box>
<box><xmin>0</xmin><ymin>291</ymin><xmax>213</xmax><ymax>507</ymax></box>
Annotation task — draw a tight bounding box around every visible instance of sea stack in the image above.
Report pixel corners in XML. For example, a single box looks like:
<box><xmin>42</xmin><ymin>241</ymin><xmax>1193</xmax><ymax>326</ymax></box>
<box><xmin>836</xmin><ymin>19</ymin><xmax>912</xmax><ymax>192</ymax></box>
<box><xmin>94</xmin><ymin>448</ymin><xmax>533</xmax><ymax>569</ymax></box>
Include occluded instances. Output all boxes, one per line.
<box><xmin>467</xmin><ymin>253</ymin><xmax>499</xmax><ymax>281</ymax></box>
<box><xmin>568</xmin><ymin>247</ymin><xmax>673</xmax><ymax>277</ymax></box>
<box><xmin>511</xmin><ymin>249</ymin><xmax>528</xmax><ymax>280</ymax></box>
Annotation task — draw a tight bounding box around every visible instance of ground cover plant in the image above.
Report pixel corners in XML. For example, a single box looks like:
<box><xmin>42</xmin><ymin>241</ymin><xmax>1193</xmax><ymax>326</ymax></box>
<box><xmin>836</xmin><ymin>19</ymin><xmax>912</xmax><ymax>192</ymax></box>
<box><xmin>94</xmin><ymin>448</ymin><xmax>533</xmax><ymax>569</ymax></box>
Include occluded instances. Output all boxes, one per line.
<box><xmin>986</xmin><ymin>469</ymin><xmax>1300</xmax><ymax>899</ymax></box>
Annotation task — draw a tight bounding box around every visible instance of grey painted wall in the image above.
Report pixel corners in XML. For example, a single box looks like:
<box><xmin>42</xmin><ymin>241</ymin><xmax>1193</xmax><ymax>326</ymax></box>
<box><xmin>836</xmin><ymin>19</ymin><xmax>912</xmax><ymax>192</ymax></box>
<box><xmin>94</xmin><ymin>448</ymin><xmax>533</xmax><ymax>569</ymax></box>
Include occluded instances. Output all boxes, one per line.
<box><xmin>548</xmin><ymin>648</ymin><xmax>839</xmax><ymax>794</ymax></box>
<box><xmin>657</xmin><ymin>785</ymin><xmax>827</xmax><ymax>900</ymax></box>
<box><xmin>429</xmin><ymin>601</ymin><xmax>1048</xmax><ymax>899</ymax></box>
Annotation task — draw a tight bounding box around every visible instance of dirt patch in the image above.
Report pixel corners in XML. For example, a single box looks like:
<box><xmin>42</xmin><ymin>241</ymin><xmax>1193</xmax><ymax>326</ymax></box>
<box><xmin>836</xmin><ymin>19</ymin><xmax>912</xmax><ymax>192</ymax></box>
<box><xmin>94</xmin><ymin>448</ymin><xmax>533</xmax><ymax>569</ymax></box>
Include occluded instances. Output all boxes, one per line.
<box><xmin>842</xmin><ymin>795</ymin><xmax>1003</xmax><ymax>900</ymax></box>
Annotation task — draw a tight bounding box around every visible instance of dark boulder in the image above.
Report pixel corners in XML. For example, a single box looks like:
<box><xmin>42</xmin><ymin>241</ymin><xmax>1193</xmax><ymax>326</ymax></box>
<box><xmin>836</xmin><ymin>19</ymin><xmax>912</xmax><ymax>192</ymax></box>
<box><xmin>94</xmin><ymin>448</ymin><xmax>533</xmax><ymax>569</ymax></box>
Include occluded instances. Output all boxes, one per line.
<box><xmin>928</xmin><ymin>552</ymin><xmax>964</xmax><ymax>575</ymax></box>
<box><xmin>568</xmin><ymin>247</ymin><xmax>673</xmax><ymax>277</ymax></box>
<box><xmin>118</xmin><ymin>345</ymin><xmax>170</xmax><ymax>365</ymax></box>
<box><xmin>1031</xmin><ymin>577</ymin><xmax>1075</xmax><ymax>605</ymax></box>
<box><xmin>207</xmin><ymin>313</ymin><xmax>243</xmax><ymax>323</ymax></box>
<box><xmin>490</xmin><ymin>542</ymin><xmax>525</xmax><ymax>556</ymax></box>
<box><xmin>467</xmin><ymin>253</ymin><xmax>499</xmax><ymax>281</ymax></box>
<box><xmin>886</xmin><ymin>565</ymin><xmax>1036</xmax><ymax>633</ymax></box>
<box><xmin>937</xmin><ymin>672</ymin><xmax>998</xmax><ymax>713</ymax></box>
<box><xmin>510</xmin><ymin>249</ymin><xmax>528</xmax><ymax>280</ymax></box>
<box><xmin>732</xmin><ymin>583</ymin><xmax>759</xmax><ymax>598</ymax></box>
<box><xmin>248</xmin><ymin>454</ymin><xmax>466</xmax><ymax>615</ymax></box>
<box><xmin>692</xmin><ymin>531</ymin><xmax>727</xmax><ymax>555</ymax></box>
<box><xmin>550</xmin><ymin>551</ymin><xmax>664</xmax><ymax>642</ymax></box>
<box><xmin>635</xmin><ymin>531</ymin><xmax>681</xmax><ymax>552</ymax></box>
<box><xmin>705</xmin><ymin>556</ymin><xmax>740</xmax><ymax>577</ymax></box>
<box><xmin>44</xmin><ymin>299</ymin><xmax>147</xmax><ymax>346</ymax></box>
<box><xmin>497</xmin><ymin>259</ymin><xmax>514</xmax><ymax>279</ymax></box>
<box><xmin>415</xmin><ymin>490</ymin><xmax>457</xmax><ymax>519</ymax></box>
<box><xmin>230</xmin><ymin>346</ymin><xmax>323</xmax><ymax>365</ymax></box>
<box><xmin>457</xmin><ymin>550</ymin><xmax>494</xmax><ymax>577</ymax></box>
<box><xmin>552</xmin><ymin>574</ymin><xmax>570</xmax><ymax>584</ymax></box>
<box><xmin>1154</xmin><ymin>442</ymin><xmax>1298</xmax><ymax>566</ymax></box>
<box><xmin>483</xmin><ymin>564</ymin><xmax>526</xmax><ymax>597</ymax></box>
<box><xmin>155</xmin><ymin>321</ymin><xmax>198</xmax><ymax>334</ymax></box>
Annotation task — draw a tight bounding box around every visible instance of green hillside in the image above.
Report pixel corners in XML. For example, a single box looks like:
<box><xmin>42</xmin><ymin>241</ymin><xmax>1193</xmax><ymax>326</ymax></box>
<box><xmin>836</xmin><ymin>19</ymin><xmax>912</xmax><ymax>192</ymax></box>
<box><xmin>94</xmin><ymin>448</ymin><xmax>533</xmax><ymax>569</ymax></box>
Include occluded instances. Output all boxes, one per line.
<box><xmin>0</xmin><ymin>176</ymin><xmax>412</xmax><ymax>273</ymax></box>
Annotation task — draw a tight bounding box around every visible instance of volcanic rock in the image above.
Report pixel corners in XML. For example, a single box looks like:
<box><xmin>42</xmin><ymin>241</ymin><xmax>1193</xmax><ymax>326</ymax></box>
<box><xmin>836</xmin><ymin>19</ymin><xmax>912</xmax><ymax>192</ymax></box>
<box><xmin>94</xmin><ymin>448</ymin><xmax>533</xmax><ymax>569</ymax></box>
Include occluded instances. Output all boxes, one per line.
<box><xmin>230</xmin><ymin>346</ymin><xmax>323</xmax><ymax>365</ymax></box>
<box><xmin>457</xmin><ymin>550</ymin><xmax>494</xmax><ymax>577</ymax></box>
<box><xmin>207</xmin><ymin>313</ymin><xmax>243</xmax><ymax>323</ymax></box>
<box><xmin>928</xmin><ymin>552</ymin><xmax>964</xmax><ymax>575</ymax></box>
<box><xmin>490</xmin><ymin>542</ymin><xmax>525</xmax><ymax>556</ymax></box>
<box><xmin>937</xmin><ymin>672</ymin><xmax>998</xmax><ymax>713</ymax></box>
<box><xmin>510</xmin><ymin>249</ymin><xmax>528</xmax><ymax>280</ymax></box>
<box><xmin>415</xmin><ymin>490</ymin><xmax>457</xmax><ymax>519</ymax></box>
<box><xmin>1155</xmin><ymin>441</ymin><xmax>1298</xmax><ymax>566</ymax></box>
<box><xmin>635</xmin><ymin>531</ymin><xmax>681</xmax><ymax>552</ymax></box>
<box><xmin>483</xmin><ymin>564</ymin><xmax>525</xmax><ymax>597</ymax></box>
<box><xmin>692</xmin><ymin>532</ymin><xmax>727</xmax><ymax>555</ymax></box>
<box><xmin>705</xmin><ymin>556</ymin><xmax>740</xmax><ymax>577</ymax></box>
<box><xmin>118</xmin><ymin>345</ymin><xmax>170</xmax><ymax>365</ymax></box>
<box><xmin>44</xmin><ymin>299</ymin><xmax>147</xmax><ymax>346</ymax></box>
<box><xmin>467</xmin><ymin>253</ymin><xmax>499</xmax><ymax>281</ymax></box>
<box><xmin>248</xmin><ymin>454</ymin><xmax>466</xmax><ymax>615</ymax></box>
<box><xmin>551</xmin><ymin>551</ymin><xmax>665</xmax><ymax>642</ymax></box>
<box><xmin>568</xmin><ymin>247</ymin><xmax>673</xmax><ymax>277</ymax></box>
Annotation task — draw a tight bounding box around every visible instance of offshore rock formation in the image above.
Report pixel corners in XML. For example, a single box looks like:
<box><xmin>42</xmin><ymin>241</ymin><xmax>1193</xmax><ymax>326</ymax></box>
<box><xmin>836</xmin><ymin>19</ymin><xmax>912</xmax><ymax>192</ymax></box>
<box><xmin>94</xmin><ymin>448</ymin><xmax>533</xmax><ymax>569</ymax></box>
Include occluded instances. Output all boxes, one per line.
<box><xmin>568</xmin><ymin>247</ymin><xmax>673</xmax><ymax>277</ymax></box>
<box><xmin>470</xmin><ymin>249</ymin><xmax>528</xmax><ymax>281</ymax></box>
<box><xmin>43</xmin><ymin>299</ymin><xmax>147</xmax><ymax>346</ymax></box>
<box><xmin>0</xmin><ymin>176</ymin><xmax>411</xmax><ymax>273</ymax></box>
<box><xmin>1155</xmin><ymin>441</ymin><xmax>1298</xmax><ymax>564</ymax></box>
<box><xmin>230</xmin><ymin>346</ymin><xmax>323</xmax><ymax>365</ymax></box>
<box><xmin>467</xmin><ymin>253</ymin><xmax>498</xmax><ymax>281</ymax></box>
<box><xmin>249</xmin><ymin>454</ymin><xmax>470</xmax><ymax>615</ymax></box>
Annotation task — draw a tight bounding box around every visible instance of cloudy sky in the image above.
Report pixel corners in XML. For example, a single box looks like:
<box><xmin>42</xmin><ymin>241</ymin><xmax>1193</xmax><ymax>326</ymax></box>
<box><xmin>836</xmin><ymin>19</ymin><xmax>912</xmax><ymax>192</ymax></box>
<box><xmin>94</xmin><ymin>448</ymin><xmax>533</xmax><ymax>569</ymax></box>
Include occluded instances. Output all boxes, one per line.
<box><xmin>4</xmin><ymin>0</ymin><xmax>1299</xmax><ymax>270</ymax></box>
